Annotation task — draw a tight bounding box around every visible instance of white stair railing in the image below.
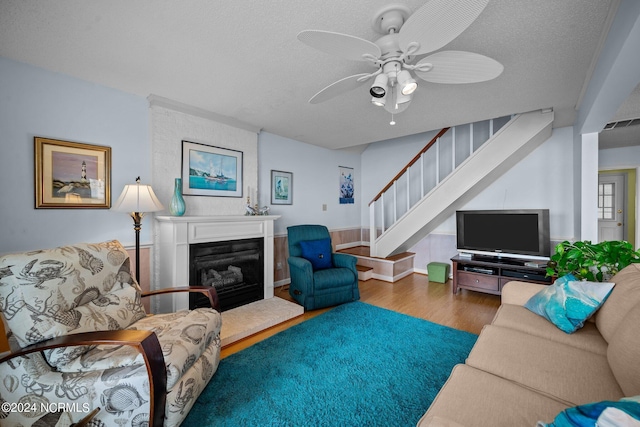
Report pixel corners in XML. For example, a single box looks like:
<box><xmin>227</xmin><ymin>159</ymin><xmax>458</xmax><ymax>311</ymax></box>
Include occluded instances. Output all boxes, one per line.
<box><xmin>369</xmin><ymin>115</ymin><xmax>512</xmax><ymax>255</ymax></box>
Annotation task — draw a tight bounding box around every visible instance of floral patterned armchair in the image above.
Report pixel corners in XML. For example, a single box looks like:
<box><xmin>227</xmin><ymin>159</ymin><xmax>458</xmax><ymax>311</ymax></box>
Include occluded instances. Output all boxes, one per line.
<box><xmin>0</xmin><ymin>240</ymin><xmax>222</xmax><ymax>427</ymax></box>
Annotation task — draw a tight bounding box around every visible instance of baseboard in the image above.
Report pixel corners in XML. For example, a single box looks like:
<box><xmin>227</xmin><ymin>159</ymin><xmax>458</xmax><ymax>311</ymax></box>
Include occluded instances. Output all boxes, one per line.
<box><xmin>274</xmin><ymin>278</ymin><xmax>291</xmax><ymax>287</ymax></box>
<box><xmin>372</xmin><ymin>268</ymin><xmax>414</xmax><ymax>283</ymax></box>
<box><xmin>335</xmin><ymin>241</ymin><xmax>367</xmax><ymax>250</ymax></box>
<box><xmin>414</xmin><ymin>267</ymin><xmax>453</xmax><ymax>279</ymax></box>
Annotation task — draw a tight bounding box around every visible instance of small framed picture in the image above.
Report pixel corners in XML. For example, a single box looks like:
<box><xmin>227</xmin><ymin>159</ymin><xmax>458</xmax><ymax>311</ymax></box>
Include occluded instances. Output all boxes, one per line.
<box><xmin>34</xmin><ymin>137</ymin><xmax>111</xmax><ymax>209</ymax></box>
<box><xmin>181</xmin><ymin>140</ymin><xmax>243</xmax><ymax>197</ymax></box>
<box><xmin>339</xmin><ymin>166</ymin><xmax>354</xmax><ymax>204</ymax></box>
<box><xmin>271</xmin><ymin>170</ymin><xmax>293</xmax><ymax>205</ymax></box>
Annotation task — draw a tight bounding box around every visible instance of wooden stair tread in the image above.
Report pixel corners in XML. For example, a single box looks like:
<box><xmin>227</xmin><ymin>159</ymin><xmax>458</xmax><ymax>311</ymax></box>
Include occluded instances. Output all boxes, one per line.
<box><xmin>382</xmin><ymin>251</ymin><xmax>415</xmax><ymax>261</ymax></box>
<box><xmin>338</xmin><ymin>246</ymin><xmax>415</xmax><ymax>261</ymax></box>
<box><xmin>338</xmin><ymin>246</ymin><xmax>414</xmax><ymax>283</ymax></box>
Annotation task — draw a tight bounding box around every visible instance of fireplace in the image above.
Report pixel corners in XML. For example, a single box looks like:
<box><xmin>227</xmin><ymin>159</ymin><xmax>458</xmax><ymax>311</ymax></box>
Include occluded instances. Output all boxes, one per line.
<box><xmin>189</xmin><ymin>238</ymin><xmax>264</xmax><ymax>311</ymax></box>
<box><xmin>155</xmin><ymin>215</ymin><xmax>280</xmax><ymax>313</ymax></box>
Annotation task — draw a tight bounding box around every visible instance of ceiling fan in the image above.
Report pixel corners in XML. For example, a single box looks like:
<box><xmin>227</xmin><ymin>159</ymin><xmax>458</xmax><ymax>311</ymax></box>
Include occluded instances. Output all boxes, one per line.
<box><xmin>297</xmin><ymin>0</ymin><xmax>503</xmax><ymax>122</ymax></box>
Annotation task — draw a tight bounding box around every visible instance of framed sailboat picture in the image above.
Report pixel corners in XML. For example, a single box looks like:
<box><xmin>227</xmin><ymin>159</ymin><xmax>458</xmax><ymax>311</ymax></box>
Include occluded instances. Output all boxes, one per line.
<box><xmin>181</xmin><ymin>140</ymin><xmax>243</xmax><ymax>197</ymax></box>
<box><xmin>271</xmin><ymin>170</ymin><xmax>292</xmax><ymax>205</ymax></box>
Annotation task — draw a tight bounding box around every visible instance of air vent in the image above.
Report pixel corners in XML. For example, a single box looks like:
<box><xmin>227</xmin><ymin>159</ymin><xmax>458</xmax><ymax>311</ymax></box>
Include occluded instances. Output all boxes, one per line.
<box><xmin>603</xmin><ymin>118</ymin><xmax>640</xmax><ymax>130</ymax></box>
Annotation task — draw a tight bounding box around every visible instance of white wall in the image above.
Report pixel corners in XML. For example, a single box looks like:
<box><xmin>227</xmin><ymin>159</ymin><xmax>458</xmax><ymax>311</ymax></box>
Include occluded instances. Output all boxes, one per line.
<box><xmin>0</xmin><ymin>57</ymin><xmax>150</xmax><ymax>254</ymax></box>
<box><xmin>149</xmin><ymin>103</ymin><xmax>258</xmax><ymax>217</ymax></box>
<box><xmin>599</xmin><ymin>145</ymin><xmax>640</xmax><ymax>168</ymax></box>
<box><xmin>258</xmin><ymin>132</ymin><xmax>362</xmax><ymax>236</ymax></box>
<box><xmin>437</xmin><ymin>126</ymin><xmax>577</xmax><ymax>240</ymax></box>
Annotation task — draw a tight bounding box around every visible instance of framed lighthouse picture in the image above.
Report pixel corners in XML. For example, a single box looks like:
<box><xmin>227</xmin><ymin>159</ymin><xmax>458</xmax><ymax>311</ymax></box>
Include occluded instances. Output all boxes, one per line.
<box><xmin>34</xmin><ymin>137</ymin><xmax>111</xmax><ymax>209</ymax></box>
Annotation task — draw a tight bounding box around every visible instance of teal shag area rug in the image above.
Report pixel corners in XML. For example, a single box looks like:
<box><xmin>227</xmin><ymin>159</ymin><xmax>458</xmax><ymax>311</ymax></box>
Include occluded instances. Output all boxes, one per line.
<box><xmin>183</xmin><ymin>301</ymin><xmax>477</xmax><ymax>427</ymax></box>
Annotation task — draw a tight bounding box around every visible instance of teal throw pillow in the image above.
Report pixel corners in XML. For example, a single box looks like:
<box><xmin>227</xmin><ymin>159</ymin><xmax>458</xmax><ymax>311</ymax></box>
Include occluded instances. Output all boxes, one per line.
<box><xmin>537</xmin><ymin>396</ymin><xmax>640</xmax><ymax>427</ymax></box>
<box><xmin>299</xmin><ymin>238</ymin><xmax>333</xmax><ymax>271</ymax></box>
<box><xmin>524</xmin><ymin>274</ymin><xmax>615</xmax><ymax>334</ymax></box>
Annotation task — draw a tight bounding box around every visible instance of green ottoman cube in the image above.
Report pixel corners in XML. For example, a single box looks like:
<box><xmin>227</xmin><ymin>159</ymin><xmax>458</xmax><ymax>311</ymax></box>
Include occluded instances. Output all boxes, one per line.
<box><xmin>427</xmin><ymin>262</ymin><xmax>450</xmax><ymax>283</ymax></box>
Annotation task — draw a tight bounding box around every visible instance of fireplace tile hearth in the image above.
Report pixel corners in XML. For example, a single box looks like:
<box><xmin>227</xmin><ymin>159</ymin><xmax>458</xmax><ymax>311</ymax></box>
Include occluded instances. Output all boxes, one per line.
<box><xmin>220</xmin><ymin>297</ymin><xmax>304</xmax><ymax>347</ymax></box>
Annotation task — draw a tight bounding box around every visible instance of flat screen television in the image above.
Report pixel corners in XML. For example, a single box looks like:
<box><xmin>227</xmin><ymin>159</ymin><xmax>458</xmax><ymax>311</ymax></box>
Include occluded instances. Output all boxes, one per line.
<box><xmin>456</xmin><ymin>209</ymin><xmax>550</xmax><ymax>259</ymax></box>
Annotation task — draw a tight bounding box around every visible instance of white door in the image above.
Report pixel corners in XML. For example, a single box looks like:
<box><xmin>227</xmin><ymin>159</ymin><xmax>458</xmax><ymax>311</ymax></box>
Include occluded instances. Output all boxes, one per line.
<box><xmin>598</xmin><ymin>174</ymin><xmax>626</xmax><ymax>241</ymax></box>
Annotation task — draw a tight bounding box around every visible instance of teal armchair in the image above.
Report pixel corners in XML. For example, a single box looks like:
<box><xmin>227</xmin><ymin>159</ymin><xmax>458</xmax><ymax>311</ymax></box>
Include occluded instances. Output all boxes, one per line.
<box><xmin>287</xmin><ymin>225</ymin><xmax>360</xmax><ymax>310</ymax></box>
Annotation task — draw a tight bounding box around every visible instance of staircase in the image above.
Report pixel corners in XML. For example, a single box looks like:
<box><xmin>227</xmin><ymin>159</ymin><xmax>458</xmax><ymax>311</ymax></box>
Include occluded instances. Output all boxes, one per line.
<box><xmin>366</xmin><ymin>109</ymin><xmax>555</xmax><ymax>262</ymax></box>
<box><xmin>338</xmin><ymin>246</ymin><xmax>415</xmax><ymax>282</ymax></box>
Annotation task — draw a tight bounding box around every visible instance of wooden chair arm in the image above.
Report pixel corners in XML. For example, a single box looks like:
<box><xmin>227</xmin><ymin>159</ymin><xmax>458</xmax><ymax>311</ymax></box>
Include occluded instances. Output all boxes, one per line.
<box><xmin>0</xmin><ymin>329</ymin><xmax>166</xmax><ymax>427</ymax></box>
<box><xmin>142</xmin><ymin>286</ymin><xmax>220</xmax><ymax>311</ymax></box>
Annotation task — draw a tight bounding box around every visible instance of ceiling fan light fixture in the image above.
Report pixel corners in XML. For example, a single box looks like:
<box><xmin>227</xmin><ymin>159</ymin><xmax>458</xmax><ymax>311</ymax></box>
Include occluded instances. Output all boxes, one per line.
<box><xmin>383</xmin><ymin>85</ymin><xmax>411</xmax><ymax>114</ymax></box>
<box><xmin>397</xmin><ymin>70</ymin><xmax>418</xmax><ymax>95</ymax></box>
<box><xmin>371</xmin><ymin>95</ymin><xmax>386</xmax><ymax>107</ymax></box>
<box><xmin>402</xmin><ymin>81</ymin><xmax>418</xmax><ymax>95</ymax></box>
<box><xmin>369</xmin><ymin>73</ymin><xmax>388</xmax><ymax>98</ymax></box>
<box><xmin>298</xmin><ymin>1</ymin><xmax>503</xmax><ymax>120</ymax></box>
<box><xmin>395</xmin><ymin>87</ymin><xmax>412</xmax><ymax>105</ymax></box>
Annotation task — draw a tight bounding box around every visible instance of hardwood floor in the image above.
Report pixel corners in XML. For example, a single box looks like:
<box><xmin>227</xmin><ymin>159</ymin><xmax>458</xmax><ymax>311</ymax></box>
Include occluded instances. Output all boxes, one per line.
<box><xmin>220</xmin><ymin>273</ymin><xmax>501</xmax><ymax>359</ymax></box>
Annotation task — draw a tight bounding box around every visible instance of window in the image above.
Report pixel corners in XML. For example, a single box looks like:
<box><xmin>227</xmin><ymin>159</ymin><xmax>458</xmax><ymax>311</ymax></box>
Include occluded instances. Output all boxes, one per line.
<box><xmin>598</xmin><ymin>183</ymin><xmax>615</xmax><ymax>220</ymax></box>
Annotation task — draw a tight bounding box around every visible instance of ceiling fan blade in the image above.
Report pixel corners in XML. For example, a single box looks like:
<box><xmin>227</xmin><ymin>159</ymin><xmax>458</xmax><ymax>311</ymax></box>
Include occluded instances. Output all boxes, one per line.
<box><xmin>398</xmin><ymin>0</ymin><xmax>490</xmax><ymax>56</ymax></box>
<box><xmin>414</xmin><ymin>51</ymin><xmax>503</xmax><ymax>84</ymax></box>
<box><xmin>298</xmin><ymin>30</ymin><xmax>381</xmax><ymax>61</ymax></box>
<box><xmin>309</xmin><ymin>73</ymin><xmax>371</xmax><ymax>104</ymax></box>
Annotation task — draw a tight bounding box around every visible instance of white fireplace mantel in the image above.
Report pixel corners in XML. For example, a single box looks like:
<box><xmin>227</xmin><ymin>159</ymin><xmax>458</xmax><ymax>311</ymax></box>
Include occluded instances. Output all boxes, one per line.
<box><xmin>155</xmin><ymin>215</ymin><xmax>280</xmax><ymax>312</ymax></box>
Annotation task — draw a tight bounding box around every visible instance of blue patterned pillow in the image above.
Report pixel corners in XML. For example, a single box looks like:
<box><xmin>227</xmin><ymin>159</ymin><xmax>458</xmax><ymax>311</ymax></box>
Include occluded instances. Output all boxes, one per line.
<box><xmin>299</xmin><ymin>238</ymin><xmax>333</xmax><ymax>271</ymax></box>
<box><xmin>524</xmin><ymin>274</ymin><xmax>615</xmax><ymax>334</ymax></box>
<box><xmin>537</xmin><ymin>396</ymin><xmax>640</xmax><ymax>427</ymax></box>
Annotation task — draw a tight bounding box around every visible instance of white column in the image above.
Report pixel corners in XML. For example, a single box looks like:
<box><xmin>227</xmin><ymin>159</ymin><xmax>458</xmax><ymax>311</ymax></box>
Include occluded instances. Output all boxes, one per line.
<box><xmin>581</xmin><ymin>133</ymin><xmax>599</xmax><ymax>242</ymax></box>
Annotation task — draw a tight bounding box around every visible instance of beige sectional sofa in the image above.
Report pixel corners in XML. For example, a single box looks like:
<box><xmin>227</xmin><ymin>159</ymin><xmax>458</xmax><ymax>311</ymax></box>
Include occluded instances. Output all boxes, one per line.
<box><xmin>418</xmin><ymin>263</ymin><xmax>640</xmax><ymax>427</ymax></box>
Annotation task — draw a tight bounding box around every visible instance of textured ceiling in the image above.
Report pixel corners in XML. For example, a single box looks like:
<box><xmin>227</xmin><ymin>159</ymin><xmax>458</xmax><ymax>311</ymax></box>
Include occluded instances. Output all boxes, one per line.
<box><xmin>0</xmin><ymin>0</ymin><xmax>638</xmax><ymax>150</ymax></box>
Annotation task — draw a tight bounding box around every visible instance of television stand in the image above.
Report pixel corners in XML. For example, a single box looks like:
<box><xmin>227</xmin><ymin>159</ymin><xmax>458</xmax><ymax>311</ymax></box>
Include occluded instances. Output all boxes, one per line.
<box><xmin>451</xmin><ymin>254</ymin><xmax>552</xmax><ymax>295</ymax></box>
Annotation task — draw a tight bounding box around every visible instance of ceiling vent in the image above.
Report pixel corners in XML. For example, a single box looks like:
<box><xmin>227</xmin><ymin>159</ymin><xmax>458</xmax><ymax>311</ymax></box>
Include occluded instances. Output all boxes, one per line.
<box><xmin>603</xmin><ymin>118</ymin><xmax>640</xmax><ymax>130</ymax></box>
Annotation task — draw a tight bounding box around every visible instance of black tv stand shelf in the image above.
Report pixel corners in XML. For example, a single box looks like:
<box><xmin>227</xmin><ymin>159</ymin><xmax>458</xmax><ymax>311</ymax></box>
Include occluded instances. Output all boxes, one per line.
<box><xmin>451</xmin><ymin>254</ymin><xmax>552</xmax><ymax>295</ymax></box>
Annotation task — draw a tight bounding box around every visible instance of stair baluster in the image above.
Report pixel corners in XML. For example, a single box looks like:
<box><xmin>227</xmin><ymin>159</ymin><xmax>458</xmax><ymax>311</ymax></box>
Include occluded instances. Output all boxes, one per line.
<box><xmin>369</xmin><ymin>115</ymin><xmax>523</xmax><ymax>258</ymax></box>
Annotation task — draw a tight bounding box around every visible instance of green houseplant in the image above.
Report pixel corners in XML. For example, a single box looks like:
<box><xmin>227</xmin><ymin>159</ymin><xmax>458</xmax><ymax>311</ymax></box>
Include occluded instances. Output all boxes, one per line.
<box><xmin>546</xmin><ymin>240</ymin><xmax>640</xmax><ymax>282</ymax></box>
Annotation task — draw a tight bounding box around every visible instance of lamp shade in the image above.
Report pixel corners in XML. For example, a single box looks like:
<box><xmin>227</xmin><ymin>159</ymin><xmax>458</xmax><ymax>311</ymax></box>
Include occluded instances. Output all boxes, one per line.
<box><xmin>112</xmin><ymin>182</ymin><xmax>164</xmax><ymax>213</ymax></box>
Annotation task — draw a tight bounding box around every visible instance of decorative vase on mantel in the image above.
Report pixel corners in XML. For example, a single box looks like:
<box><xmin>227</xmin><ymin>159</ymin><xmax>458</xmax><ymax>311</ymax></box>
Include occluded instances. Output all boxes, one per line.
<box><xmin>169</xmin><ymin>178</ymin><xmax>186</xmax><ymax>216</ymax></box>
